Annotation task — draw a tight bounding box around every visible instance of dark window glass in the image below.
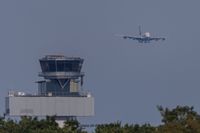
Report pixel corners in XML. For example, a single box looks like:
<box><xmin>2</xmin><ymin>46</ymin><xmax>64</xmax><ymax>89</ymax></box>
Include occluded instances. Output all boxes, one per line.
<box><xmin>64</xmin><ymin>61</ymin><xmax>71</xmax><ymax>71</ymax></box>
<box><xmin>56</xmin><ymin>61</ymin><xmax>64</xmax><ymax>71</ymax></box>
<box><xmin>40</xmin><ymin>61</ymin><xmax>49</xmax><ymax>72</ymax></box>
<box><xmin>40</xmin><ymin>60</ymin><xmax>82</xmax><ymax>72</ymax></box>
<box><xmin>40</xmin><ymin>60</ymin><xmax>80</xmax><ymax>72</ymax></box>
<box><xmin>48</xmin><ymin>61</ymin><xmax>56</xmax><ymax>72</ymax></box>
<box><xmin>72</xmin><ymin>61</ymin><xmax>79</xmax><ymax>71</ymax></box>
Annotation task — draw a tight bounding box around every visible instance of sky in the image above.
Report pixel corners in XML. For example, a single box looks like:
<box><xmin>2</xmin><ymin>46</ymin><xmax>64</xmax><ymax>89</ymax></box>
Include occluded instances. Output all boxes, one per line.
<box><xmin>0</xmin><ymin>0</ymin><xmax>200</xmax><ymax>125</ymax></box>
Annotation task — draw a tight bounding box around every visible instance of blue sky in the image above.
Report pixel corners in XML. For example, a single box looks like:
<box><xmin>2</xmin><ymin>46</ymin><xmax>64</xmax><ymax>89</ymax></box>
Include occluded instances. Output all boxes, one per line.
<box><xmin>0</xmin><ymin>0</ymin><xmax>200</xmax><ymax>125</ymax></box>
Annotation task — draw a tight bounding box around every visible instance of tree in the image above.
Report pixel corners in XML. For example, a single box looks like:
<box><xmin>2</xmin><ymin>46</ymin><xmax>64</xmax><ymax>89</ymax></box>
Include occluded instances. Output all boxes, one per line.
<box><xmin>95</xmin><ymin>121</ymin><xmax>122</xmax><ymax>133</ymax></box>
<box><xmin>63</xmin><ymin>119</ymin><xmax>87</xmax><ymax>133</ymax></box>
<box><xmin>95</xmin><ymin>122</ymin><xmax>155</xmax><ymax>133</ymax></box>
<box><xmin>156</xmin><ymin>105</ymin><xmax>200</xmax><ymax>133</ymax></box>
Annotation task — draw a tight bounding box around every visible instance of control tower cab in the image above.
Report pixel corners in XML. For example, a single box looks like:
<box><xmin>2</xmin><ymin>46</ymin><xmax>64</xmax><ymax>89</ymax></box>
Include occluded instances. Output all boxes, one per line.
<box><xmin>5</xmin><ymin>55</ymin><xmax>94</xmax><ymax>124</ymax></box>
<box><xmin>38</xmin><ymin>55</ymin><xmax>85</xmax><ymax>96</ymax></box>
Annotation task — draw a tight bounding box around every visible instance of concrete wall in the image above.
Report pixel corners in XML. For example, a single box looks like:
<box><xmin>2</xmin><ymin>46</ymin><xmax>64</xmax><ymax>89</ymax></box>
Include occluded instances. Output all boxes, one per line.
<box><xmin>6</xmin><ymin>96</ymin><xmax>94</xmax><ymax>117</ymax></box>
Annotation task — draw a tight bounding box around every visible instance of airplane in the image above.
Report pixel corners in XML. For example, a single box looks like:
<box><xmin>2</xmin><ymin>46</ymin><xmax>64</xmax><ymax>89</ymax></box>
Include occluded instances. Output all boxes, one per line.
<box><xmin>117</xmin><ymin>26</ymin><xmax>166</xmax><ymax>43</ymax></box>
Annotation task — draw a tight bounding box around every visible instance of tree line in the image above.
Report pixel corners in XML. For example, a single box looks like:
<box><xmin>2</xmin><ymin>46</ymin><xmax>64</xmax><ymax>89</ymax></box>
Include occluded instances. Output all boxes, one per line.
<box><xmin>1</xmin><ymin>106</ymin><xmax>200</xmax><ymax>133</ymax></box>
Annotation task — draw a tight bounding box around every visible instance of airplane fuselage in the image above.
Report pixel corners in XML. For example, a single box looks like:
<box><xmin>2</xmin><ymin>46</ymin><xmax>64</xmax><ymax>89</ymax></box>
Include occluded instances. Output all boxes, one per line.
<box><xmin>138</xmin><ymin>37</ymin><xmax>151</xmax><ymax>43</ymax></box>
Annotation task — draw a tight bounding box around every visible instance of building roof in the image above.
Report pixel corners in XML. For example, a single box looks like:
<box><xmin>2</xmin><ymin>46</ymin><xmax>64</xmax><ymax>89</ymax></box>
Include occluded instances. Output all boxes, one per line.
<box><xmin>40</xmin><ymin>55</ymin><xmax>83</xmax><ymax>61</ymax></box>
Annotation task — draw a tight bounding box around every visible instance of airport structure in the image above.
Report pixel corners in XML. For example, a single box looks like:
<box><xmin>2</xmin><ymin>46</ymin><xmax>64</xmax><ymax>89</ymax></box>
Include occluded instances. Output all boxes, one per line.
<box><xmin>5</xmin><ymin>55</ymin><xmax>94</xmax><ymax>126</ymax></box>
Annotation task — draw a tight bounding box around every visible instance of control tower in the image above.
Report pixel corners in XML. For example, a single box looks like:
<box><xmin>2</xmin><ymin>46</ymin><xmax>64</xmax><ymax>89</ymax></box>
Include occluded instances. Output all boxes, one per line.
<box><xmin>5</xmin><ymin>55</ymin><xmax>94</xmax><ymax>125</ymax></box>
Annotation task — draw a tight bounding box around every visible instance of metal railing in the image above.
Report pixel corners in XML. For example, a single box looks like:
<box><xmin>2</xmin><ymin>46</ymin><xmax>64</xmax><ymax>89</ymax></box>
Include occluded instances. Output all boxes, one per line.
<box><xmin>38</xmin><ymin>72</ymin><xmax>84</xmax><ymax>78</ymax></box>
<box><xmin>8</xmin><ymin>90</ymin><xmax>91</xmax><ymax>97</ymax></box>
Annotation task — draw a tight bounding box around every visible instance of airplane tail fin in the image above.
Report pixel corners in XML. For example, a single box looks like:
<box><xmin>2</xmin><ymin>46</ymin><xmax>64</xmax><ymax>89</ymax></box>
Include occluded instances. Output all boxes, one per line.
<box><xmin>139</xmin><ymin>26</ymin><xmax>142</xmax><ymax>36</ymax></box>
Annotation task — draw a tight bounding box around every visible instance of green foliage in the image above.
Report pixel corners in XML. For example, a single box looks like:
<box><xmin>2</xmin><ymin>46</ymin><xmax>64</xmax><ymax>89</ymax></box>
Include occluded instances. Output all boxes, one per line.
<box><xmin>95</xmin><ymin>121</ymin><xmax>122</xmax><ymax>133</ymax></box>
<box><xmin>62</xmin><ymin>119</ymin><xmax>88</xmax><ymax>133</ymax></box>
<box><xmin>156</xmin><ymin>105</ymin><xmax>200</xmax><ymax>133</ymax></box>
<box><xmin>0</xmin><ymin>116</ymin><xmax>85</xmax><ymax>133</ymax></box>
<box><xmin>157</xmin><ymin>105</ymin><xmax>199</xmax><ymax>124</ymax></box>
<box><xmin>95</xmin><ymin>122</ymin><xmax>155</xmax><ymax>133</ymax></box>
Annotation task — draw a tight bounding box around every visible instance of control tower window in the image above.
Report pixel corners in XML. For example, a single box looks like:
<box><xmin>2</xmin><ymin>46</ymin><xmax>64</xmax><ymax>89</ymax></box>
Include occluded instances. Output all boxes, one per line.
<box><xmin>48</xmin><ymin>61</ymin><xmax>56</xmax><ymax>72</ymax></box>
<box><xmin>64</xmin><ymin>61</ymin><xmax>72</xmax><ymax>72</ymax></box>
<box><xmin>72</xmin><ymin>61</ymin><xmax>80</xmax><ymax>72</ymax></box>
<box><xmin>57</xmin><ymin>61</ymin><xmax>64</xmax><ymax>71</ymax></box>
<box><xmin>40</xmin><ymin>61</ymin><xmax>48</xmax><ymax>72</ymax></box>
<box><xmin>40</xmin><ymin>59</ymin><xmax>82</xmax><ymax>72</ymax></box>
<box><xmin>40</xmin><ymin>61</ymin><xmax>56</xmax><ymax>72</ymax></box>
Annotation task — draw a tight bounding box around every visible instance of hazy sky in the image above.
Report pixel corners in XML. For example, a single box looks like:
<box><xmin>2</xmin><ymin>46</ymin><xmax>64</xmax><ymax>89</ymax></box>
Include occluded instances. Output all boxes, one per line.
<box><xmin>0</xmin><ymin>0</ymin><xmax>200</xmax><ymax>125</ymax></box>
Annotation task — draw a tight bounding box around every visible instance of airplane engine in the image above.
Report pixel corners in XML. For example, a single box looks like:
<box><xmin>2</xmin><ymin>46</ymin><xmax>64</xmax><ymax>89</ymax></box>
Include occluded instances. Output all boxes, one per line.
<box><xmin>144</xmin><ymin>32</ymin><xmax>150</xmax><ymax>37</ymax></box>
<box><xmin>123</xmin><ymin>36</ymin><xmax>127</xmax><ymax>39</ymax></box>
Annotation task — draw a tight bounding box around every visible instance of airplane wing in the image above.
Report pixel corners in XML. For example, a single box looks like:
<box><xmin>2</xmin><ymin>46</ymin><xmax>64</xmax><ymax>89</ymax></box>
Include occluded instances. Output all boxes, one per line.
<box><xmin>149</xmin><ymin>37</ymin><xmax>166</xmax><ymax>41</ymax></box>
<box><xmin>116</xmin><ymin>35</ymin><xmax>142</xmax><ymax>40</ymax></box>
